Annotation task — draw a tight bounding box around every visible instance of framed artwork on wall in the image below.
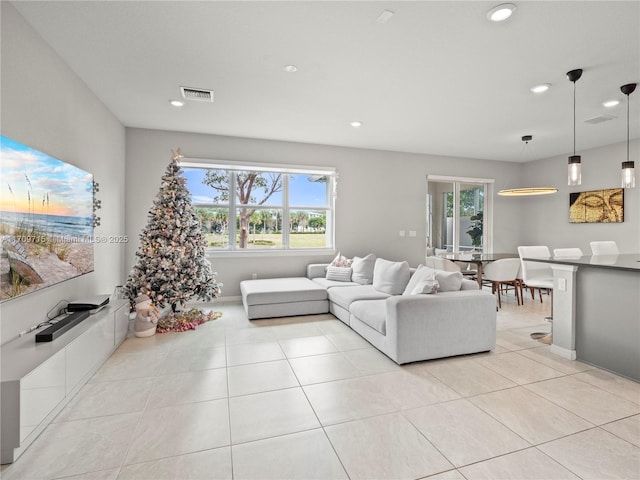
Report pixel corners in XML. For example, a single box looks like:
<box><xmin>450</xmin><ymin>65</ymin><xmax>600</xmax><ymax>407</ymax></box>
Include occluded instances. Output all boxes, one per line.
<box><xmin>569</xmin><ymin>188</ymin><xmax>624</xmax><ymax>223</ymax></box>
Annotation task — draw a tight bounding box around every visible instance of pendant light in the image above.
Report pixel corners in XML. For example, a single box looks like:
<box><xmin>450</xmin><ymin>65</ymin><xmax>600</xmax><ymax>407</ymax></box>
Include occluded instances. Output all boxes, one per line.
<box><xmin>620</xmin><ymin>83</ymin><xmax>637</xmax><ymax>188</ymax></box>
<box><xmin>498</xmin><ymin>135</ymin><xmax>558</xmax><ymax>196</ymax></box>
<box><xmin>567</xmin><ymin>69</ymin><xmax>583</xmax><ymax>186</ymax></box>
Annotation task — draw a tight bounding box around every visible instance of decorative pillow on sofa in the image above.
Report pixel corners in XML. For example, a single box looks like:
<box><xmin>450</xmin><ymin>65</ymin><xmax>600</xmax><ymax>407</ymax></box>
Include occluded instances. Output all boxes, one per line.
<box><xmin>329</xmin><ymin>252</ymin><xmax>352</xmax><ymax>268</ymax></box>
<box><xmin>435</xmin><ymin>270</ymin><xmax>463</xmax><ymax>292</ymax></box>
<box><xmin>411</xmin><ymin>279</ymin><xmax>439</xmax><ymax>295</ymax></box>
<box><xmin>325</xmin><ymin>252</ymin><xmax>353</xmax><ymax>271</ymax></box>
<box><xmin>403</xmin><ymin>264</ymin><xmax>437</xmax><ymax>296</ymax></box>
<box><xmin>373</xmin><ymin>258</ymin><xmax>411</xmax><ymax>295</ymax></box>
<box><xmin>325</xmin><ymin>266</ymin><xmax>353</xmax><ymax>282</ymax></box>
<box><xmin>351</xmin><ymin>253</ymin><xmax>376</xmax><ymax>285</ymax></box>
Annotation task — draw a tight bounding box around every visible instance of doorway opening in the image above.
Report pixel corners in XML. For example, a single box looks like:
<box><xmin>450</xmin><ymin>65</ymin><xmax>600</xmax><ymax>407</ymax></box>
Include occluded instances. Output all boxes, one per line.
<box><xmin>426</xmin><ymin>176</ymin><xmax>494</xmax><ymax>255</ymax></box>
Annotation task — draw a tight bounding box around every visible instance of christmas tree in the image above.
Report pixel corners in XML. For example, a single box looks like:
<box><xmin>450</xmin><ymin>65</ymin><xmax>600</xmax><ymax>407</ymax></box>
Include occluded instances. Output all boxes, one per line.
<box><xmin>124</xmin><ymin>149</ymin><xmax>222</xmax><ymax>311</ymax></box>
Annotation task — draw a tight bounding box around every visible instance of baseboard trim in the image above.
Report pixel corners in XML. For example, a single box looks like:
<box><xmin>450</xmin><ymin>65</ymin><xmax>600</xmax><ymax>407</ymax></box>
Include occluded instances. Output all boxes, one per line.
<box><xmin>549</xmin><ymin>344</ymin><xmax>577</xmax><ymax>360</ymax></box>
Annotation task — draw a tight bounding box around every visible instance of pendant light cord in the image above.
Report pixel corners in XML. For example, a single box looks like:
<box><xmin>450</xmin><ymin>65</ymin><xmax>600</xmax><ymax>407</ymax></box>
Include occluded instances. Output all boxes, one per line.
<box><xmin>627</xmin><ymin>92</ymin><xmax>630</xmax><ymax>162</ymax></box>
<box><xmin>573</xmin><ymin>81</ymin><xmax>577</xmax><ymax>156</ymax></box>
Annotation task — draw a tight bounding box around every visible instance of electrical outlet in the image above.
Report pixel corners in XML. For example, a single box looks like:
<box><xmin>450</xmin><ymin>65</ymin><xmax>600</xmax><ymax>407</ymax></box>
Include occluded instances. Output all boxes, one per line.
<box><xmin>409</xmin><ymin>230</ymin><xmax>417</xmax><ymax>237</ymax></box>
<box><xmin>251</xmin><ymin>273</ymin><xmax>258</xmax><ymax>280</ymax></box>
<box><xmin>399</xmin><ymin>230</ymin><xmax>406</xmax><ymax>237</ymax></box>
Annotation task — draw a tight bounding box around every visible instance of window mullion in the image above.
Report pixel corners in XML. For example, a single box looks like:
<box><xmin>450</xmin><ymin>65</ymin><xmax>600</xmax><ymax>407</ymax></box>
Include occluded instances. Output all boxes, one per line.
<box><xmin>453</xmin><ymin>182</ymin><xmax>460</xmax><ymax>253</ymax></box>
<box><xmin>326</xmin><ymin>176</ymin><xmax>334</xmax><ymax>249</ymax></box>
<box><xmin>282</xmin><ymin>174</ymin><xmax>290</xmax><ymax>249</ymax></box>
<box><xmin>229</xmin><ymin>171</ymin><xmax>237</xmax><ymax>251</ymax></box>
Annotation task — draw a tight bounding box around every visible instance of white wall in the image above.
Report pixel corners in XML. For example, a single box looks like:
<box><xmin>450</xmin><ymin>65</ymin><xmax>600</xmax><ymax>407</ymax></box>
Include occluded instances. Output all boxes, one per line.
<box><xmin>126</xmin><ymin>128</ymin><xmax>524</xmax><ymax>297</ymax></box>
<box><xmin>0</xmin><ymin>3</ymin><xmax>126</xmax><ymax>344</ymax></box>
<box><xmin>520</xmin><ymin>140</ymin><xmax>640</xmax><ymax>253</ymax></box>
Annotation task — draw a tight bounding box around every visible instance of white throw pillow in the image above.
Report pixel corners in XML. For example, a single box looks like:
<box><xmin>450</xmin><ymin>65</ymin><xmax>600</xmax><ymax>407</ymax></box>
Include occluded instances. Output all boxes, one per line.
<box><xmin>351</xmin><ymin>254</ymin><xmax>376</xmax><ymax>285</ymax></box>
<box><xmin>402</xmin><ymin>264</ymin><xmax>438</xmax><ymax>296</ymax></box>
<box><xmin>411</xmin><ymin>279</ymin><xmax>439</xmax><ymax>295</ymax></box>
<box><xmin>372</xmin><ymin>258</ymin><xmax>411</xmax><ymax>295</ymax></box>
<box><xmin>325</xmin><ymin>266</ymin><xmax>353</xmax><ymax>282</ymax></box>
<box><xmin>435</xmin><ymin>270</ymin><xmax>463</xmax><ymax>292</ymax></box>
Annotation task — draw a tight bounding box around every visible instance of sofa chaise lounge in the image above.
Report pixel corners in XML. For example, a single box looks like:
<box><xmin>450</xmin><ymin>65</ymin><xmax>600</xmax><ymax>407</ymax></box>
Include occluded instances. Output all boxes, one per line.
<box><xmin>240</xmin><ymin>255</ymin><xmax>497</xmax><ymax>364</ymax></box>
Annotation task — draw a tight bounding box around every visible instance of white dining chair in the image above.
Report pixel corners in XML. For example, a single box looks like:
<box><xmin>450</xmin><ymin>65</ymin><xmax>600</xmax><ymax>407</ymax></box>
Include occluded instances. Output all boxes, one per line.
<box><xmin>482</xmin><ymin>258</ymin><xmax>521</xmax><ymax>308</ymax></box>
<box><xmin>589</xmin><ymin>241</ymin><xmax>619</xmax><ymax>255</ymax></box>
<box><xmin>518</xmin><ymin>246</ymin><xmax>553</xmax><ymax>304</ymax></box>
<box><xmin>518</xmin><ymin>246</ymin><xmax>554</xmax><ymax>341</ymax></box>
<box><xmin>424</xmin><ymin>256</ymin><xmax>460</xmax><ymax>272</ymax></box>
<box><xmin>553</xmin><ymin>247</ymin><xmax>584</xmax><ymax>258</ymax></box>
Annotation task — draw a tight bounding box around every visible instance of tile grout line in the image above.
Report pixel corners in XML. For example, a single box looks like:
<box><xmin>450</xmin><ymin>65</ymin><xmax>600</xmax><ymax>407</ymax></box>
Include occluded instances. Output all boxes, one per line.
<box><xmin>222</xmin><ymin>327</ymin><xmax>237</xmax><ymax>480</ymax></box>
<box><xmin>285</xmin><ymin>331</ymin><xmax>353</xmax><ymax>480</ymax></box>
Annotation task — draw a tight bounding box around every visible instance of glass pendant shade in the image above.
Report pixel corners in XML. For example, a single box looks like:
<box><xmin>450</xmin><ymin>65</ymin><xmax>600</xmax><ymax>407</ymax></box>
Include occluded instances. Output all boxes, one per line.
<box><xmin>622</xmin><ymin>161</ymin><xmax>635</xmax><ymax>188</ymax></box>
<box><xmin>568</xmin><ymin>155</ymin><xmax>581</xmax><ymax>186</ymax></box>
<box><xmin>567</xmin><ymin>69</ymin><xmax>583</xmax><ymax>186</ymax></box>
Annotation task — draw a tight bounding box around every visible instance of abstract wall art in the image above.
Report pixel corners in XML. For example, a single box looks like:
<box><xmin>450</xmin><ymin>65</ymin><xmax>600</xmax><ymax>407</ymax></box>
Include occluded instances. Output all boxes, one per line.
<box><xmin>569</xmin><ymin>188</ymin><xmax>624</xmax><ymax>223</ymax></box>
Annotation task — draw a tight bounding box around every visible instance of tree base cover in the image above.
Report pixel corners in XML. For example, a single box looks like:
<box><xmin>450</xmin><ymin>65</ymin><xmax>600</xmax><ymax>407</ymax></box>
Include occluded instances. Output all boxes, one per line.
<box><xmin>156</xmin><ymin>308</ymin><xmax>222</xmax><ymax>333</ymax></box>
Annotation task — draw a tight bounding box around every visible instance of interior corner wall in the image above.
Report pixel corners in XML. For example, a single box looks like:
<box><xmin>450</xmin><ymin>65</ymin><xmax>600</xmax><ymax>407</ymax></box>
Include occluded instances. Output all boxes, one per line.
<box><xmin>126</xmin><ymin>128</ymin><xmax>523</xmax><ymax>298</ymax></box>
<box><xmin>0</xmin><ymin>3</ymin><xmax>126</xmax><ymax>344</ymax></box>
<box><xmin>519</xmin><ymin>140</ymin><xmax>640</xmax><ymax>253</ymax></box>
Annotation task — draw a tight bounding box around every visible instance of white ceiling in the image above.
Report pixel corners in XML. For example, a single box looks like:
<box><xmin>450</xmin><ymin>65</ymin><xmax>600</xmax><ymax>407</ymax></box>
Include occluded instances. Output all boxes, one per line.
<box><xmin>12</xmin><ymin>1</ymin><xmax>640</xmax><ymax>163</ymax></box>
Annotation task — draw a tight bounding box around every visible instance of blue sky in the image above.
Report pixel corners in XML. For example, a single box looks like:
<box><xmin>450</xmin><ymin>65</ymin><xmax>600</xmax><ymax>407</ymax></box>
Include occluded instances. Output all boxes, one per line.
<box><xmin>183</xmin><ymin>168</ymin><xmax>328</xmax><ymax>208</ymax></box>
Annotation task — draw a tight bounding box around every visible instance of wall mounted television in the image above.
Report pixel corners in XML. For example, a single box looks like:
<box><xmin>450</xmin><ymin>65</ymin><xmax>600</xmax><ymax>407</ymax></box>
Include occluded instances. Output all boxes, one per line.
<box><xmin>0</xmin><ymin>135</ymin><xmax>94</xmax><ymax>301</ymax></box>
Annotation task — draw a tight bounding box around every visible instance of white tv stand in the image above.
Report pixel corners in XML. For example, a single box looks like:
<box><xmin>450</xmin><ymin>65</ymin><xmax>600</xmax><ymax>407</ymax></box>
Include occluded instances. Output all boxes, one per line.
<box><xmin>1</xmin><ymin>300</ymin><xmax>130</xmax><ymax>464</ymax></box>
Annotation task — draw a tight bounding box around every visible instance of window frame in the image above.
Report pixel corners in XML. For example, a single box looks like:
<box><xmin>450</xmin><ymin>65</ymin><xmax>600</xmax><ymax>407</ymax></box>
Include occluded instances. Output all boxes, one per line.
<box><xmin>426</xmin><ymin>175</ymin><xmax>494</xmax><ymax>254</ymax></box>
<box><xmin>181</xmin><ymin>158</ymin><xmax>337</xmax><ymax>256</ymax></box>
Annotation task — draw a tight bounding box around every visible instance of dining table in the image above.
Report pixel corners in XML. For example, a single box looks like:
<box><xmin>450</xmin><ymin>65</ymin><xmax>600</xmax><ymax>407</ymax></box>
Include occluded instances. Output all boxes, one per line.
<box><xmin>438</xmin><ymin>252</ymin><xmax>520</xmax><ymax>288</ymax></box>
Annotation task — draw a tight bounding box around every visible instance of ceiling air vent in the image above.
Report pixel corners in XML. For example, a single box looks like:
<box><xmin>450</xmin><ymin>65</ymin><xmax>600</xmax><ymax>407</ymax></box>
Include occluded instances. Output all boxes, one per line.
<box><xmin>180</xmin><ymin>86</ymin><xmax>214</xmax><ymax>102</ymax></box>
<box><xmin>584</xmin><ymin>115</ymin><xmax>616</xmax><ymax>124</ymax></box>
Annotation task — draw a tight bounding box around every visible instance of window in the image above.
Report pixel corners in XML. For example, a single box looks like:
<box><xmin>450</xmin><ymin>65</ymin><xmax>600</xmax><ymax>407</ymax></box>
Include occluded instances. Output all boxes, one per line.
<box><xmin>182</xmin><ymin>160</ymin><xmax>336</xmax><ymax>252</ymax></box>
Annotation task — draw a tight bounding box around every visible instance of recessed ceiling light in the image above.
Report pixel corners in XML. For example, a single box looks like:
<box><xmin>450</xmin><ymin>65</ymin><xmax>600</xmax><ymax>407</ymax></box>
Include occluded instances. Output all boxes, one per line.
<box><xmin>283</xmin><ymin>65</ymin><xmax>298</xmax><ymax>73</ymax></box>
<box><xmin>350</xmin><ymin>121</ymin><xmax>362</xmax><ymax>128</ymax></box>
<box><xmin>603</xmin><ymin>99</ymin><xmax>620</xmax><ymax>108</ymax></box>
<box><xmin>487</xmin><ymin>3</ymin><xmax>517</xmax><ymax>22</ymax></box>
<box><xmin>170</xmin><ymin>100</ymin><xmax>185</xmax><ymax>107</ymax></box>
<box><xmin>530</xmin><ymin>83</ymin><xmax>551</xmax><ymax>94</ymax></box>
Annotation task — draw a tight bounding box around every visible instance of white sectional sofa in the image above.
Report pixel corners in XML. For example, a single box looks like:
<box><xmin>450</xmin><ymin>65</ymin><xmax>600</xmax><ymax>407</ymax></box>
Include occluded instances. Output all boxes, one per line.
<box><xmin>240</xmin><ymin>255</ymin><xmax>497</xmax><ymax>364</ymax></box>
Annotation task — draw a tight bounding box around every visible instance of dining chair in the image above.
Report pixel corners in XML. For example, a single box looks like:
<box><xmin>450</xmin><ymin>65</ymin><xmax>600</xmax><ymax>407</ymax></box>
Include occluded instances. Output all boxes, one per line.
<box><xmin>516</xmin><ymin>263</ymin><xmax>526</xmax><ymax>301</ymax></box>
<box><xmin>553</xmin><ymin>247</ymin><xmax>584</xmax><ymax>258</ymax></box>
<box><xmin>518</xmin><ymin>246</ymin><xmax>554</xmax><ymax>341</ymax></box>
<box><xmin>516</xmin><ymin>263</ymin><xmax>538</xmax><ymax>301</ymax></box>
<box><xmin>482</xmin><ymin>258</ymin><xmax>521</xmax><ymax>308</ymax></box>
<box><xmin>589</xmin><ymin>241</ymin><xmax>619</xmax><ymax>255</ymax></box>
<box><xmin>424</xmin><ymin>256</ymin><xmax>460</xmax><ymax>272</ymax></box>
<box><xmin>454</xmin><ymin>261</ymin><xmax>478</xmax><ymax>278</ymax></box>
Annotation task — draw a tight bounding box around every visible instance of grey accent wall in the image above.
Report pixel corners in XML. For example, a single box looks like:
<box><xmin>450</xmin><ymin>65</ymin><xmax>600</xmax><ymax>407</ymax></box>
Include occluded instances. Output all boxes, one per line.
<box><xmin>1</xmin><ymin>3</ymin><xmax>126</xmax><ymax>344</ymax></box>
<box><xmin>520</xmin><ymin>140</ymin><xmax>640</xmax><ymax>253</ymax></box>
<box><xmin>126</xmin><ymin>128</ymin><xmax>524</xmax><ymax>297</ymax></box>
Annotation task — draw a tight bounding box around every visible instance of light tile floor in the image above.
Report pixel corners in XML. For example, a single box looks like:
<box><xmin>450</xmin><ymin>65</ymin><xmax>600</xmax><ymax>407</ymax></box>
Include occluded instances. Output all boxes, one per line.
<box><xmin>2</xmin><ymin>293</ymin><xmax>639</xmax><ymax>480</ymax></box>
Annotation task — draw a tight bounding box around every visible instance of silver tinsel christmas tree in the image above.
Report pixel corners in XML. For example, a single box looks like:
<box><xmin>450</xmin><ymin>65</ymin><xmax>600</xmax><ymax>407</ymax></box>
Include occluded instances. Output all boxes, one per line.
<box><xmin>124</xmin><ymin>149</ymin><xmax>222</xmax><ymax>311</ymax></box>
